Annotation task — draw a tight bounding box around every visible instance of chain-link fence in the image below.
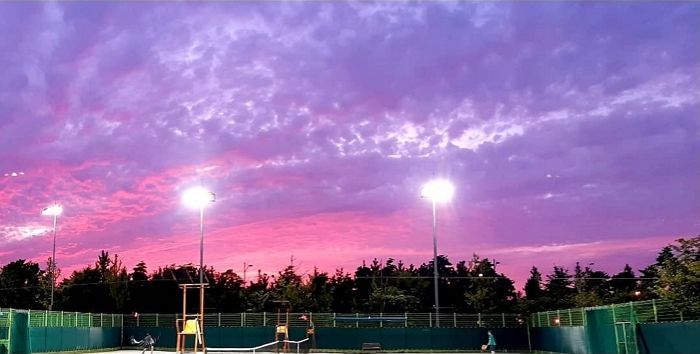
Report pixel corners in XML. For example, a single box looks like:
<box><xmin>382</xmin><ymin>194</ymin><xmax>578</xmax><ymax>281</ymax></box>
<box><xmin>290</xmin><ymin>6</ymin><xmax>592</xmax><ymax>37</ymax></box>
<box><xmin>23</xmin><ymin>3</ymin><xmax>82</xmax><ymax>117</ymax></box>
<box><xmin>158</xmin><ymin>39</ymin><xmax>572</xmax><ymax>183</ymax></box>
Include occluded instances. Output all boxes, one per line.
<box><xmin>26</xmin><ymin>310</ymin><xmax>123</xmax><ymax>327</ymax></box>
<box><xmin>530</xmin><ymin>299</ymin><xmax>696</xmax><ymax>328</ymax></box>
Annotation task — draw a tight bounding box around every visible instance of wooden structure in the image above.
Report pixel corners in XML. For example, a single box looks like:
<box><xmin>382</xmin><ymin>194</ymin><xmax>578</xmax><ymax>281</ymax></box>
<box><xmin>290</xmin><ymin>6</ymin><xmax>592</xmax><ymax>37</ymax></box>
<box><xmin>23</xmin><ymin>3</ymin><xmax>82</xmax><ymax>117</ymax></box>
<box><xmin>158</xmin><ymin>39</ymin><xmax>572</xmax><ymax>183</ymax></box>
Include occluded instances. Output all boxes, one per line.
<box><xmin>273</xmin><ymin>301</ymin><xmax>291</xmax><ymax>353</ymax></box>
<box><xmin>176</xmin><ymin>283</ymin><xmax>208</xmax><ymax>354</ymax></box>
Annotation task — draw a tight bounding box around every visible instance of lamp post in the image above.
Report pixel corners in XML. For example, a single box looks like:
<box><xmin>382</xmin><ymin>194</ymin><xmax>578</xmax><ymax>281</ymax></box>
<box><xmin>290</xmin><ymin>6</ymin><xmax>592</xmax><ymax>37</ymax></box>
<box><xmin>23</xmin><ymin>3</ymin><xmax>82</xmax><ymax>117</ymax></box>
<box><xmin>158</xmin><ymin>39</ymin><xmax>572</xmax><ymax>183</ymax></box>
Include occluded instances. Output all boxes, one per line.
<box><xmin>42</xmin><ymin>204</ymin><xmax>63</xmax><ymax>311</ymax></box>
<box><xmin>243</xmin><ymin>262</ymin><xmax>253</xmax><ymax>286</ymax></box>
<box><xmin>182</xmin><ymin>186</ymin><xmax>216</xmax><ymax>284</ymax></box>
<box><xmin>421</xmin><ymin>179</ymin><xmax>454</xmax><ymax>328</ymax></box>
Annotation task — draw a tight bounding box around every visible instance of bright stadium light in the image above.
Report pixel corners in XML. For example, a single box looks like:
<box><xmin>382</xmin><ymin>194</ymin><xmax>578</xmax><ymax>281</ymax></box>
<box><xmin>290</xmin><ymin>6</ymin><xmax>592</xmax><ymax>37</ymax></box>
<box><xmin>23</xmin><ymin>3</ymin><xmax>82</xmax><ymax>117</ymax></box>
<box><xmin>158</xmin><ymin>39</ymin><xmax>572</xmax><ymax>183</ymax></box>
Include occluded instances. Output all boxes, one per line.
<box><xmin>421</xmin><ymin>179</ymin><xmax>455</xmax><ymax>328</ymax></box>
<box><xmin>41</xmin><ymin>204</ymin><xmax>63</xmax><ymax>217</ymax></box>
<box><xmin>42</xmin><ymin>204</ymin><xmax>63</xmax><ymax>311</ymax></box>
<box><xmin>182</xmin><ymin>186</ymin><xmax>216</xmax><ymax>209</ymax></box>
<box><xmin>420</xmin><ymin>179</ymin><xmax>455</xmax><ymax>203</ymax></box>
<box><xmin>182</xmin><ymin>186</ymin><xmax>215</xmax><ymax>285</ymax></box>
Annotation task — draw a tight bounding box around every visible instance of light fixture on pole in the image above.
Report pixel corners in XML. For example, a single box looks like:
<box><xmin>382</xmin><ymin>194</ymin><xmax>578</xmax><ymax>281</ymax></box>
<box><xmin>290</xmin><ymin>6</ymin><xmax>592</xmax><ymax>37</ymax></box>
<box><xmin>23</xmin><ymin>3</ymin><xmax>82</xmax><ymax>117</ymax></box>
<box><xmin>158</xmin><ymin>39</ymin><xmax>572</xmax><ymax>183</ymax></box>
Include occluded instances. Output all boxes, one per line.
<box><xmin>182</xmin><ymin>186</ymin><xmax>216</xmax><ymax>284</ymax></box>
<box><xmin>421</xmin><ymin>179</ymin><xmax>454</xmax><ymax>328</ymax></box>
<box><xmin>42</xmin><ymin>204</ymin><xmax>63</xmax><ymax>311</ymax></box>
<box><xmin>243</xmin><ymin>262</ymin><xmax>253</xmax><ymax>286</ymax></box>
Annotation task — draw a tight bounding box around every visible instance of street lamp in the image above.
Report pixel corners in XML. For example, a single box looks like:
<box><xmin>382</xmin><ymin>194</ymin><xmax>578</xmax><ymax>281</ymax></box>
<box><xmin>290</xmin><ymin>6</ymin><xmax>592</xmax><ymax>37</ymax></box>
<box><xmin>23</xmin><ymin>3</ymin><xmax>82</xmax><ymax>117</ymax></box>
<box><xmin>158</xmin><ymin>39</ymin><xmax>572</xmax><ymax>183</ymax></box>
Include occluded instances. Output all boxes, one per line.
<box><xmin>182</xmin><ymin>186</ymin><xmax>216</xmax><ymax>284</ymax></box>
<box><xmin>421</xmin><ymin>179</ymin><xmax>454</xmax><ymax>328</ymax></box>
<box><xmin>243</xmin><ymin>262</ymin><xmax>253</xmax><ymax>286</ymax></box>
<box><xmin>42</xmin><ymin>204</ymin><xmax>63</xmax><ymax>311</ymax></box>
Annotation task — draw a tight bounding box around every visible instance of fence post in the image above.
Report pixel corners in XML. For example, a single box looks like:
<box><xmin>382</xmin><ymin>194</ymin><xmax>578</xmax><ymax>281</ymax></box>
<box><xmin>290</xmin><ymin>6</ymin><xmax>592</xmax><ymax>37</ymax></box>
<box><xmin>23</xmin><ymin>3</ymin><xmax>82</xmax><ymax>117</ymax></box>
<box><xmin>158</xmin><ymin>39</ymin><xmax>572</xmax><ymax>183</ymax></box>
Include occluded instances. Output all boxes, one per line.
<box><xmin>652</xmin><ymin>299</ymin><xmax>658</xmax><ymax>323</ymax></box>
<box><xmin>380</xmin><ymin>312</ymin><xmax>383</xmax><ymax>328</ymax></box>
<box><xmin>356</xmin><ymin>313</ymin><xmax>359</xmax><ymax>328</ymax></box>
<box><xmin>333</xmin><ymin>313</ymin><xmax>336</xmax><ymax>328</ymax></box>
<box><xmin>582</xmin><ymin>308</ymin><xmax>586</xmax><ymax>326</ymax></box>
<box><xmin>156</xmin><ymin>313</ymin><xmax>159</xmax><ymax>327</ymax></box>
<box><xmin>429</xmin><ymin>312</ymin><xmax>433</xmax><ymax>328</ymax></box>
<box><xmin>218</xmin><ymin>313</ymin><xmax>221</xmax><ymax>327</ymax></box>
<box><xmin>263</xmin><ymin>312</ymin><xmax>267</xmax><ymax>326</ymax></box>
<box><xmin>502</xmin><ymin>313</ymin><xmax>506</xmax><ymax>327</ymax></box>
<box><xmin>556</xmin><ymin>310</ymin><xmax>560</xmax><ymax>326</ymax></box>
<box><xmin>454</xmin><ymin>313</ymin><xmax>457</xmax><ymax>328</ymax></box>
<box><xmin>45</xmin><ymin>310</ymin><xmax>48</xmax><ymax>327</ymax></box>
<box><xmin>477</xmin><ymin>313</ymin><xmax>481</xmax><ymax>328</ymax></box>
<box><xmin>405</xmin><ymin>312</ymin><xmax>408</xmax><ymax>328</ymax></box>
<box><xmin>680</xmin><ymin>311</ymin><xmax>683</xmax><ymax>322</ymax></box>
<box><xmin>242</xmin><ymin>312</ymin><xmax>245</xmax><ymax>326</ymax></box>
<box><xmin>89</xmin><ymin>312</ymin><xmax>92</xmax><ymax>327</ymax></box>
<box><xmin>101</xmin><ymin>313</ymin><xmax>103</xmax><ymax>327</ymax></box>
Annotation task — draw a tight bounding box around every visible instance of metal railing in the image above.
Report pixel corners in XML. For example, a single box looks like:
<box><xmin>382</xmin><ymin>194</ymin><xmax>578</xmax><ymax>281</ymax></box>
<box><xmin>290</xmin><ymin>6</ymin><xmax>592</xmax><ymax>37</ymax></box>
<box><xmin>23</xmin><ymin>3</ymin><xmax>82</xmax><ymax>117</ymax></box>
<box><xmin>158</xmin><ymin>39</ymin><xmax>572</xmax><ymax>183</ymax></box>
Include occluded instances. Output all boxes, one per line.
<box><xmin>123</xmin><ymin>312</ymin><xmax>524</xmax><ymax>328</ymax></box>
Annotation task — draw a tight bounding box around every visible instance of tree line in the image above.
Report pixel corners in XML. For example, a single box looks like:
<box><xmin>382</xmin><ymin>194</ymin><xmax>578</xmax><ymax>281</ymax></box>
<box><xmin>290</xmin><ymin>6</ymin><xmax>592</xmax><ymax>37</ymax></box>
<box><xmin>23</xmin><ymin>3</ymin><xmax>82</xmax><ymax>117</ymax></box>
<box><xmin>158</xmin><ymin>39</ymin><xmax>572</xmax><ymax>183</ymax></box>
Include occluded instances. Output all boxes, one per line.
<box><xmin>0</xmin><ymin>236</ymin><xmax>697</xmax><ymax>316</ymax></box>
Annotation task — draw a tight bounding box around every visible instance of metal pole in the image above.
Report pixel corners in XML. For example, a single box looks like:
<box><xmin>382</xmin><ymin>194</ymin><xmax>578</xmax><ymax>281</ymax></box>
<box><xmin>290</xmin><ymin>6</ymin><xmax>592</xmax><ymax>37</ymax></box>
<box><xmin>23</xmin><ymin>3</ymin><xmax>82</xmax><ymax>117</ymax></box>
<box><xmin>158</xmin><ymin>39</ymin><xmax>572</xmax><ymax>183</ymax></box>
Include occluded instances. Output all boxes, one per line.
<box><xmin>432</xmin><ymin>200</ymin><xmax>440</xmax><ymax>328</ymax></box>
<box><xmin>200</xmin><ymin>206</ymin><xmax>205</xmax><ymax>284</ymax></box>
<box><xmin>50</xmin><ymin>213</ymin><xmax>57</xmax><ymax>311</ymax></box>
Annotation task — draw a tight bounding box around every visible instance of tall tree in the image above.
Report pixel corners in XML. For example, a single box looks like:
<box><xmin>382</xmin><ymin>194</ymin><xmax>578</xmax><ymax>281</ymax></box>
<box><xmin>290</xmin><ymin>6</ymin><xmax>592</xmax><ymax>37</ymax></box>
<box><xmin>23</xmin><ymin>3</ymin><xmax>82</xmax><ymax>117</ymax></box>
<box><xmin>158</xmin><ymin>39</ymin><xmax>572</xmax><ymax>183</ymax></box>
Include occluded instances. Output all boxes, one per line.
<box><xmin>655</xmin><ymin>237</ymin><xmax>700</xmax><ymax>315</ymax></box>
<box><xmin>573</xmin><ymin>262</ymin><xmax>608</xmax><ymax>307</ymax></box>
<box><xmin>608</xmin><ymin>264</ymin><xmax>637</xmax><ymax>303</ymax></box>
<box><xmin>544</xmin><ymin>266</ymin><xmax>574</xmax><ymax>309</ymax></box>
<box><xmin>329</xmin><ymin>269</ymin><xmax>355</xmax><ymax>312</ymax></box>
<box><xmin>0</xmin><ymin>260</ymin><xmax>44</xmax><ymax>309</ymax></box>
<box><xmin>464</xmin><ymin>256</ymin><xmax>517</xmax><ymax>313</ymax></box>
<box><xmin>523</xmin><ymin>266</ymin><xmax>545</xmax><ymax>312</ymax></box>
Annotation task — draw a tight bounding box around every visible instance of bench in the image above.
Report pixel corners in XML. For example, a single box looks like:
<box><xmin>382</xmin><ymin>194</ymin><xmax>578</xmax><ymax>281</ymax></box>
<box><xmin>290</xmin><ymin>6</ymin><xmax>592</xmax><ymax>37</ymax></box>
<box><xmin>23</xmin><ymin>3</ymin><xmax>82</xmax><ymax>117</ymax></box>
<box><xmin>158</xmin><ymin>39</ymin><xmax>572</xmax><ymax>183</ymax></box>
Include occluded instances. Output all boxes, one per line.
<box><xmin>362</xmin><ymin>342</ymin><xmax>381</xmax><ymax>351</ymax></box>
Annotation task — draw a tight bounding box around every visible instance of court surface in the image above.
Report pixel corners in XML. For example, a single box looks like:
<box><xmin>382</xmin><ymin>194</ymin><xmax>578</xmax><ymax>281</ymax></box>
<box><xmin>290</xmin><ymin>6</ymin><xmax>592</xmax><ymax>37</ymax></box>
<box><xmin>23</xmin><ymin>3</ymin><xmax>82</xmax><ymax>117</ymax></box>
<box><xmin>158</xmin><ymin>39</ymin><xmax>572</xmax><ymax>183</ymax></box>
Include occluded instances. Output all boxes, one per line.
<box><xmin>87</xmin><ymin>351</ymin><xmax>540</xmax><ymax>354</ymax></box>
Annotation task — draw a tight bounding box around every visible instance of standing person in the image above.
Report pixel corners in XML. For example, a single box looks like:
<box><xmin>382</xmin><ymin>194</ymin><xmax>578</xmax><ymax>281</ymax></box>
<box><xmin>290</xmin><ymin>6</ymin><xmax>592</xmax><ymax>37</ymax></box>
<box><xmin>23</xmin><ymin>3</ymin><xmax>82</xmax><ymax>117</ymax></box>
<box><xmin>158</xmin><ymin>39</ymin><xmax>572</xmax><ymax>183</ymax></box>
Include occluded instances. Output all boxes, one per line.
<box><xmin>487</xmin><ymin>330</ymin><xmax>497</xmax><ymax>353</ymax></box>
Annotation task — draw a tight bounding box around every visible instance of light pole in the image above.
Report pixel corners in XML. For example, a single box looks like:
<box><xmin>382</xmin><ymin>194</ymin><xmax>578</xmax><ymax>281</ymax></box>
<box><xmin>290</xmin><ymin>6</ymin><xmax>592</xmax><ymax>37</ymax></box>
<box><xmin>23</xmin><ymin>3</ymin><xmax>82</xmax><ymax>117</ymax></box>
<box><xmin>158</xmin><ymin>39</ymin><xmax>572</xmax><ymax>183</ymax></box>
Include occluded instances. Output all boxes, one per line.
<box><xmin>421</xmin><ymin>179</ymin><xmax>454</xmax><ymax>328</ymax></box>
<box><xmin>42</xmin><ymin>204</ymin><xmax>63</xmax><ymax>311</ymax></box>
<box><xmin>243</xmin><ymin>262</ymin><xmax>253</xmax><ymax>285</ymax></box>
<box><xmin>182</xmin><ymin>186</ymin><xmax>216</xmax><ymax>284</ymax></box>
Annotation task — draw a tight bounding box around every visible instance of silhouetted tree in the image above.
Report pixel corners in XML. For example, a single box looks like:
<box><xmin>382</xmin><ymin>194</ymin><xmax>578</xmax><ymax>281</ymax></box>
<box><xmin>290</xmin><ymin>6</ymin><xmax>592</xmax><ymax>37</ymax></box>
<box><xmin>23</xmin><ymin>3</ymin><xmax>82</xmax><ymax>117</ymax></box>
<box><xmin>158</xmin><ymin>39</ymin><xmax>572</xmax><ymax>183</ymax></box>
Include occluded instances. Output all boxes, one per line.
<box><xmin>0</xmin><ymin>260</ymin><xmax>44</xmax><ymax>309</ymax></box>
<box><xmin>544</xmin><ymin>266</ymin><xmax>574</xmax><ymax>309</ymax></box>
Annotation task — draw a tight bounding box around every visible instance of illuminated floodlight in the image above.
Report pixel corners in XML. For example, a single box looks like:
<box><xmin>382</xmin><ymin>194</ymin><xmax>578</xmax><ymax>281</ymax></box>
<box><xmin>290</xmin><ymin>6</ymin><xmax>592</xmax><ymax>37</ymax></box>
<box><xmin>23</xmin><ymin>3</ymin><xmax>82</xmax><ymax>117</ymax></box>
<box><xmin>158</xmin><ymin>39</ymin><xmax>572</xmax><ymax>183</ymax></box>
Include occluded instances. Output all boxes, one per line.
<box><xmin>42</xmin><ymin>204</ymin><xmax>63</xmax><ymax>216</ymax></box>
<box><xmin>42</xmin><ymin>203</ymin><xmax>62</xmax><ymax>311</ymax></box>
<box><xmin>420</xmin><ymin>178</ymin><xmax>455</xmax><ymax>328</ymax></box>
<box><xmin>420</xmin><ymin>179</ymin><xmax>455</xmax><ymax>203</ymax></box>
<box><xmin>182</xmin><ymin>186</ymin><xmax>216</xmax><ymax>209</ymax></box>
<box><xmin>4</xmin><ymin>171</ymin><xmax>25</xmax><ymax>177</ymax></box>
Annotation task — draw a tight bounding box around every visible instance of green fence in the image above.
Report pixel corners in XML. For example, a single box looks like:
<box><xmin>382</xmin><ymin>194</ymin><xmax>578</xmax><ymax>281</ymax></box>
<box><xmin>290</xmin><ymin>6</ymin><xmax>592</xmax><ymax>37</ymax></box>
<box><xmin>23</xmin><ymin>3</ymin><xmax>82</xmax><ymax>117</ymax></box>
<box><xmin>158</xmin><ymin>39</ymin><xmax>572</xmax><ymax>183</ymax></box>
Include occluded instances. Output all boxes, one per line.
<box><xmin>124</xmin><ymin>312</ymin><xmax>524</xmax><ymax>328</ymax></box>
<box><xmin>0</xmin><ymin>309</ymin><xmax>123</xmax><ymax>354</ymax></box>
<box><xmin>122</xmin><ymin>326</ymin><xmax>530</xmax><ymax>351</ymax></box>
<box><xmin>530</xmin><ymin>299</ymin><xmax>700</xmax><ymax>354</ymax></box>
<box><xmin>122</xmin><ymin>312</ymin><xmax>527</xmax><ymax>351</ymax></box>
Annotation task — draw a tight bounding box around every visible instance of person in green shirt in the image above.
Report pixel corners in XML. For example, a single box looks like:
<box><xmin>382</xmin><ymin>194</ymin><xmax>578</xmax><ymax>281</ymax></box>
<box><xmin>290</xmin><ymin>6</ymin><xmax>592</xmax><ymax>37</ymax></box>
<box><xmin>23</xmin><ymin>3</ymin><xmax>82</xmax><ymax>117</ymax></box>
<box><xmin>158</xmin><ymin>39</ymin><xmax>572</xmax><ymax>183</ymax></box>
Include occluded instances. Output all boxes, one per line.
<box><xmin>487</xmin><ymin>330</ymin><xmax>497</xmax><ymax>353</ymax></box>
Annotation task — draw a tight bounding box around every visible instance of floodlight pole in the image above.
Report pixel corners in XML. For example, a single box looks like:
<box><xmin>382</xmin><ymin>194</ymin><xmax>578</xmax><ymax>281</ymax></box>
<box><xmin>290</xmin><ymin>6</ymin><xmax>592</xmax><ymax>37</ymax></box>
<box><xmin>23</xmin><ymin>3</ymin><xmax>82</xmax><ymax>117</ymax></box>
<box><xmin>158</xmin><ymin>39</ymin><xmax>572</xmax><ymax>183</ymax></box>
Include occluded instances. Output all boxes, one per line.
<box><xmin>199</xmin><ymin>205</ymin><xmax>205</xmax><ymax>285</ymax></box>
<box><xmin>50</xmin><ymin>213</ymin><xmax>58</xmax><ymax>311</ymax></box>
<box><xmin>431</xmin><ymin>199</ymin><xmax>440</xmax><ymax>328</ymax></box>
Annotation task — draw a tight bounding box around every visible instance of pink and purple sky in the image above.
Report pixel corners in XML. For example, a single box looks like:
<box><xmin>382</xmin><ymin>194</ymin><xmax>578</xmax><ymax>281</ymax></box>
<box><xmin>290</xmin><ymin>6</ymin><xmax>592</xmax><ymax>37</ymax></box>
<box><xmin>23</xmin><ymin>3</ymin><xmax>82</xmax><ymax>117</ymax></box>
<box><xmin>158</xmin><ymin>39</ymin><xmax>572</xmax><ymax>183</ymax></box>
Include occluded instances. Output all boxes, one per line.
<box><xmin>0</xmin><ymin>2</ymin><xmax>698</xmax><ymax>289</ymax></box>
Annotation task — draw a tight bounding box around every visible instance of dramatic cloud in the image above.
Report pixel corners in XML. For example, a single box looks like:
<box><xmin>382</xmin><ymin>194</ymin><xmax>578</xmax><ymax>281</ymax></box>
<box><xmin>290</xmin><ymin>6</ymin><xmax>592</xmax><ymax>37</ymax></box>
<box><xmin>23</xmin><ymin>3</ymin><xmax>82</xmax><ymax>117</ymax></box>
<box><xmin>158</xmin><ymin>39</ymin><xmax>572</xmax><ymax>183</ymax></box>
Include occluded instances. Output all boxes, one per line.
<box><xmin>0</xmin><ymin>2</ymin><xmax>697</xmax><ymax>287</ymax></box>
